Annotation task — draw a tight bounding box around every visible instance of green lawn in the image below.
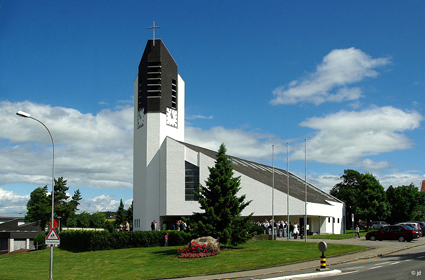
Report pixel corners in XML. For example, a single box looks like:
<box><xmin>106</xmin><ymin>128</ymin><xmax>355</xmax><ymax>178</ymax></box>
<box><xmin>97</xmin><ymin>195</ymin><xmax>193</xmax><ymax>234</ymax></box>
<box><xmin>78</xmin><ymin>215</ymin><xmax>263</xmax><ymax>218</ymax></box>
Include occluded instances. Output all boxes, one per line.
<box><xmin>0</xmin><ymin>240</ymin><xmax>368</xmax><ymax>279</ymax></box>
<box><xmin>308</xmin><ymin>230</ymin><xmax>367</xmax><ymax>240</ymax></box>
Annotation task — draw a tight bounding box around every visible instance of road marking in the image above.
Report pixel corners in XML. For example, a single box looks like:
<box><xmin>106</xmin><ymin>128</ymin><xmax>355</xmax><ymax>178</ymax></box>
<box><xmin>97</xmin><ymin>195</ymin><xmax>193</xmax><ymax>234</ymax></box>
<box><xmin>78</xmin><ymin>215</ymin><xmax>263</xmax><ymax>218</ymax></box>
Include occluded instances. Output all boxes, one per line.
<box><xmin>389</xmin><ymin>261</ymin><xmax>401</xmax><ymax>265</ymax></box>
<box><xmin>376</xmin><ymin>262</ymin><xmax>392</xmax><ymax>265</ymax></box>
<box><xmin>369</xmin><ymin>266</ymin><xmax>383</xmax><ymax>270</ymax></box>
<box><xmin>347</xmin><ymin>266</ymin><xmax>365</xmax><ymax>270</ymax></box>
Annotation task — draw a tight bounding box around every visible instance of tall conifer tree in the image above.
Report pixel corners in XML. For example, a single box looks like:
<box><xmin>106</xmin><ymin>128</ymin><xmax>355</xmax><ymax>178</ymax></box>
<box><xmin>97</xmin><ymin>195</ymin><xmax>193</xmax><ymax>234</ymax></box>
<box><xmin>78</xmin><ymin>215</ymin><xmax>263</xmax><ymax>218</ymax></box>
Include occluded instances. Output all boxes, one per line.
<box><xmin>188</xmin><ymin>143</ymin><xmax>253</xmax><ymax>246</ymax></box>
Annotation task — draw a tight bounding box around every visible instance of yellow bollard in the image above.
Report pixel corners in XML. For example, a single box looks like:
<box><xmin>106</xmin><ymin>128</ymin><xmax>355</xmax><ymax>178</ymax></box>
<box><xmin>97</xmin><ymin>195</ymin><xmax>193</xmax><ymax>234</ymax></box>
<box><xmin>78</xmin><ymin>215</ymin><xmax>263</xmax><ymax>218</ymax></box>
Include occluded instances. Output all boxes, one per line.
<box><xmin>320</xmin><ymin>252</ymin><xmax>326</xmax><ymax>269</ymax></box>
<box><xmin>316</xmin><ymin>241</ymin><xmax>329</xmax><ymax>271</ymax></box>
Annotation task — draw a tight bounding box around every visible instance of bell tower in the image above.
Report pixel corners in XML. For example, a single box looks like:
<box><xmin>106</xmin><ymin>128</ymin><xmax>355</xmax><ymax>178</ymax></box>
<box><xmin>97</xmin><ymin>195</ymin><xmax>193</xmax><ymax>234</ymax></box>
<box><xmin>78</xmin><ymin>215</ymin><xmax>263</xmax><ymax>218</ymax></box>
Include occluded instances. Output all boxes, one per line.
<box><xmin>133</xmin><ymin>38</ymin><xmax>185</xmax><ymax>231</ymax></box>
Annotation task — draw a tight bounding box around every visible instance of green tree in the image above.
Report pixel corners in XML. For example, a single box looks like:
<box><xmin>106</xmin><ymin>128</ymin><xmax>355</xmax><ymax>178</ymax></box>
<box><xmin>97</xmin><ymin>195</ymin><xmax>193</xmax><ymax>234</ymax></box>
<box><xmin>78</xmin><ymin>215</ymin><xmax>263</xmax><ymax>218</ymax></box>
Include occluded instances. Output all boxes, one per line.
<box><xmin>127</xmin><ymin>201</ymin><xmax>133</xmax><ymax>225</ymax></box>
<box><xmin>386</xmin><ymin>184</ymin><xmax>422</xmax><ymax>224</ymax></box>
<box><xmin>25</xmin><ymin>186</ymin><xmax>51</xmax><ymax>230</ymax></box>
<box><xmin>330</xmin><ymin>169</ymin><xmax>362</xmax><ymax>226</ymax></box>
<box><xmin>50</xmin><ymin>177</ymin><xmax>82</xmax><ymax>227</ymax></box>
<box><xmin>330</xmin><ymin>170</ymin><xmax>390</xmax><ymax>228</ymax></box>
<box><xmin>115</xmin><ymin>199</ymin><xmax>126</xmax><ymax>227</ymax></box>
<box><xmin>76</xmin><ymin>212</ymin><xmax>91</xmax><ymax>228</ymax></box>
<box><xmin>416</xmin><ymin>192</ymin><xmax>425</xmax><ymax>220</ymax></box>
<box><xmin>356</xmin><ymin>173</ymin><xmax>390</xmax><ymax>223</ymax></box>
<box><xmin>188</xmin><ymin>143</ymin><xmax>253</xmax><ymax>246</ymax></box>
<box><xmin>90</xmin><ymin>211</ymin><xmax>106</xmax><ymax>229</ymax></box>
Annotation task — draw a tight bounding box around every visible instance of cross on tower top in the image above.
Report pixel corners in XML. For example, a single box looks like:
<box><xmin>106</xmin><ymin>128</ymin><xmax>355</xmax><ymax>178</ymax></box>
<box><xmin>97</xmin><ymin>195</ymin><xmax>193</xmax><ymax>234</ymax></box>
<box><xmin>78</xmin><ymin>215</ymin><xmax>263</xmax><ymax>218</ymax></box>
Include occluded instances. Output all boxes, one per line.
<box><xmin>148</xmin><ymin>21</ymin><xmax>161</xmax><ymax>46</ymax></box>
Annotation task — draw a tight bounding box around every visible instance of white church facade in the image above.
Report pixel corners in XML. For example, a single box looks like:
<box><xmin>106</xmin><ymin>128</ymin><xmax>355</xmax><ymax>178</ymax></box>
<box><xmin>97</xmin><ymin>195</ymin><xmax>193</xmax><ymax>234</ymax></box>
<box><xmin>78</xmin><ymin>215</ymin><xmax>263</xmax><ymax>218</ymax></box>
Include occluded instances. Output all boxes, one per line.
<box><xmin>133</xmin><ymin>39</ymin><xmax>345</xmax><ymax>234</ymax></box>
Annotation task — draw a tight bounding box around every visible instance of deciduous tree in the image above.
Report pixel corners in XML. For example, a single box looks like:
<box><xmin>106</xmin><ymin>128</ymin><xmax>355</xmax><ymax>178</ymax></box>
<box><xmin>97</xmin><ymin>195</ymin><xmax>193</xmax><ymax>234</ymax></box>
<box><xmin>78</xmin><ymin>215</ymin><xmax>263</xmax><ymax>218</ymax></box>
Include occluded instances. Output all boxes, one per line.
<box><xmin>25</xmin><ymin>177</ymin><xmax>82</xmax><ymax>230</ymax></box>
<box><xmin>25</xmin><ymin>186</ymin><xmax>51</xmax><ymax>230</ymax></box>
<box><xmin>330</xmin><ymin>170</ymin><xmax>390</xmax><ymax>228</ymax></box>
<box><xmin>386</xmin><ymin>184</ymin><xmax>423</xmax><ymax>224</ymax></box>
<box><xmin>356</xmin><ymin>173</ymin><xmax>390</xmax><ymax>223</ymax></box>
<box><xmin>330</xmin><ymin>169</ymin><xmax>362</xmax><ymax>225</ymax></box>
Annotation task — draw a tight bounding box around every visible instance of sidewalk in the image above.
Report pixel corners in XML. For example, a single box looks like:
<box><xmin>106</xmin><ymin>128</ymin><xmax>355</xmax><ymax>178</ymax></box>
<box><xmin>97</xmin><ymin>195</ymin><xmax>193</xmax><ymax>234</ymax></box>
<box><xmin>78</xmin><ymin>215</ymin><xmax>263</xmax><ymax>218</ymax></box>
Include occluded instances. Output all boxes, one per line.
<box><xmin>182</xmin><ymin>236</ymin><xmax>425</xmax><ymax>280</ymax></box>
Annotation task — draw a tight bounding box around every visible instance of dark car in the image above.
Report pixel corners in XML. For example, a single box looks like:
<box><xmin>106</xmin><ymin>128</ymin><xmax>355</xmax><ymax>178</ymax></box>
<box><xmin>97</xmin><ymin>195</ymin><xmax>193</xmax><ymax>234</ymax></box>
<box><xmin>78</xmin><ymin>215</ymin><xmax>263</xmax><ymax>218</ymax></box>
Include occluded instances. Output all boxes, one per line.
<box><xmin>365</xmin><ymin>225</ymin><xmax>420</xmax><ymax>242</ymax></box>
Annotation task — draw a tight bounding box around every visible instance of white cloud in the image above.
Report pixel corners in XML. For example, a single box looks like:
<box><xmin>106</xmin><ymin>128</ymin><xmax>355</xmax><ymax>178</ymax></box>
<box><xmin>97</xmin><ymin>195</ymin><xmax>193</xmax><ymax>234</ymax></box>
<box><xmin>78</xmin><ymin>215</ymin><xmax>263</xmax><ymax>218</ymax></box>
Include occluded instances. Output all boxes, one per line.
<box><xmin>290</xmin><ymin>106</ymin><xmax>423</xmax><ymax>166</ymax></box>
<box><xmin>0</xmin><ymin>101</ymin><xmax>133</xmax><ymax>190</ymax></box>
<box><xmin>185</xmin><ymin>126</ymin><xmax>285</xmax><ymax>161</ymax></box>
<box><xmin>186</xmin><ymin>114</ymin><xmax>214</xmax><ymax>120</ymax></box>
<box><xmin>271</xmin><ymin>48</ymin><xmax>390</xmax><ymax>105</ymax></box>
<box><xmin>377</xmin><ymin>172</ymin><xmax>425</xmax><ymax>189</ymax></box>
<box><xmin>0</xmin><ymin>188</ymin><xmax>29</xmax><ymax>215</ymax></box>
<box><xmin>308</xmin><ymin>171</ymin><xmax>425</xmax><ymax>194</ymax></box>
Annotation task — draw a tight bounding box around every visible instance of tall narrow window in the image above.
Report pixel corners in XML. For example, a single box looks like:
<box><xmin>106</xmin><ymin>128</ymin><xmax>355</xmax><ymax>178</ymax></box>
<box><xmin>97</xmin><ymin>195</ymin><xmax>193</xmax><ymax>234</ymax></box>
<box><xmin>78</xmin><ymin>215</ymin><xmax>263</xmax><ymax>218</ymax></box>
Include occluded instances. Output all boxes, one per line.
<box><xmin>185</xmin><ymin>161</ymin><xmax>199</xmax><ymax>201</ymax></box>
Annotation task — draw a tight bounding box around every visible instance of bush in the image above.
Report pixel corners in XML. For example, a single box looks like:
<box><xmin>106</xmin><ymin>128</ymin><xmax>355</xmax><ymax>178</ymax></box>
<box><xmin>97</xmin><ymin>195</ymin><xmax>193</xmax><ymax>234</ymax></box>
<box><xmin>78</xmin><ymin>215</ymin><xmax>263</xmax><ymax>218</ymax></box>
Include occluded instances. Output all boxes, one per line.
<box><xmin>59</xmin><ymin>230</ymin><xmax>194</xmax><ymax>252</ymax></box>
<box><xmin>248</xmin><ymin>223</ymin><xmax>265</xmax><ymax>235</ymax></box>
<box><xmin>34</xmin><ymin>233</ymin><xmax>46</xmax><ymax>250</ymax></box>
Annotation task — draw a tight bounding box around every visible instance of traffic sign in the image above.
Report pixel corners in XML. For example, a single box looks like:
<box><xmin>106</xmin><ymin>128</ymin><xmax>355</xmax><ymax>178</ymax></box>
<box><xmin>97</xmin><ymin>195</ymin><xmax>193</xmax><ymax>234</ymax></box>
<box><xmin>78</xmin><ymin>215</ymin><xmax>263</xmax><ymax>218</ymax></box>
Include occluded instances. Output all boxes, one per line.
<box><xmin>45</xmin><ymin>228</ymin><xmax>60</xmax><ymax>245</ymax></box>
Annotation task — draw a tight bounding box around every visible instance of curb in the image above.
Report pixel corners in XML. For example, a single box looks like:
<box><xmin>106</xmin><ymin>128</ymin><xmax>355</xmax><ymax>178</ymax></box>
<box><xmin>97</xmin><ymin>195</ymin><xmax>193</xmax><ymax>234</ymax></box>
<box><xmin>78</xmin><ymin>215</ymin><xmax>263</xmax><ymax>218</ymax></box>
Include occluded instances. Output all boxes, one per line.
<box><xmin>250</xmin><ymin>269</ymin><xmax>341</xmax><ymax>280</ymax></box>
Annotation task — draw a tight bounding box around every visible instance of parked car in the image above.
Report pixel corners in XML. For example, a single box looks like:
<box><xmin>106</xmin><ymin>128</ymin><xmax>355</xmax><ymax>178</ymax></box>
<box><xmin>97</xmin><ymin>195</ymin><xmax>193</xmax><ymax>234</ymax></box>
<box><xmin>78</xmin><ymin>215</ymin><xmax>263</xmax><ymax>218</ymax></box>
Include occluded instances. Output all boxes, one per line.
<box><xmin>406</xmin><ymin>221</ymin><xmax>425</xmax><ymax>236</ymax></box>
<box><xmin>397</xmin><ymin>222</ymin><xmax>423</xmax><ymax>237</ymax></box>
<box><xmin>365</xmin><ymin>225</ymin><xmax>420</xmax><ymax>242</ymax></box>
<box><xmin>370</xmin><ymin>221</ymin><xmax>388</xmax><ymax>230</ymax></box>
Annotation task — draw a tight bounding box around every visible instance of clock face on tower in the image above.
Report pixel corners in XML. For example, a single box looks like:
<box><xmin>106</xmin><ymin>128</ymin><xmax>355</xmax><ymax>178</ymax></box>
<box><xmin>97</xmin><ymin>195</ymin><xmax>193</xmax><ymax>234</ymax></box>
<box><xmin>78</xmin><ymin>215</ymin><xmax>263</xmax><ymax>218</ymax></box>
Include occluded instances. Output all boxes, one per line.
<box><xmin>166</xmin><ymin>107</ymin><xmax>178</xmax><ymax>128</ymax></box>
<box><xmin>137</xmin><ymin>109</ymin><xmax>144</xmax><ymax>129</ymax></box>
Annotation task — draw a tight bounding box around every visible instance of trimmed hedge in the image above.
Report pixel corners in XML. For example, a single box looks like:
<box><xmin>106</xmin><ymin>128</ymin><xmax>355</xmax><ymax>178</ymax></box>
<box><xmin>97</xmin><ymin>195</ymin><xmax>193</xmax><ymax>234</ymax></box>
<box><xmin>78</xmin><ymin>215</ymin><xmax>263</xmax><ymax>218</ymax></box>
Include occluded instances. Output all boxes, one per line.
<box><xmin>59</xmin><ymin>230</ymin><xmax>194</xmax><ymax>252</ymax></box>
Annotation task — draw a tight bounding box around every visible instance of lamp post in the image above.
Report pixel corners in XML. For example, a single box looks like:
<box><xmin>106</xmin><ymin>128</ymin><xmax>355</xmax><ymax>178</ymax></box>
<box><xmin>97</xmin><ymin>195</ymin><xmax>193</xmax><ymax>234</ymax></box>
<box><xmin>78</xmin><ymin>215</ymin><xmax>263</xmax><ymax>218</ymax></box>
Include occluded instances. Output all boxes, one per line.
<box><xmin>17</xmin><ymin>111</ymin><xmax>55</xmax><ymax>280</ymax></box>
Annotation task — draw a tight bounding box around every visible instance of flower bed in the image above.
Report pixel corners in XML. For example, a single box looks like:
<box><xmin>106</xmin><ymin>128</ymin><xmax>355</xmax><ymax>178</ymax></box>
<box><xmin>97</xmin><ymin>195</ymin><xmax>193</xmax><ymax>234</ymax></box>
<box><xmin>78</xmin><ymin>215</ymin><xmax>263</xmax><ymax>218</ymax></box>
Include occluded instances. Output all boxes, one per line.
<box><xmin>177</xmin><ymin>242</ymin><xmax>220</xmax><ymax>258</ymax></box>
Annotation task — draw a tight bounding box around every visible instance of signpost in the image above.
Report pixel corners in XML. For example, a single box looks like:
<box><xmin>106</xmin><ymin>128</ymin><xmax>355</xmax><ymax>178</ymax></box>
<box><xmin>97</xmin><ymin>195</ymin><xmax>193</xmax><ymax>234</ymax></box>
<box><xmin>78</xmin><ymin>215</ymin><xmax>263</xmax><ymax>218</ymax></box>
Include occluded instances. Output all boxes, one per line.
<box><xmin>45</xmin><ymin>228</ymin><xmax>60</xmax><ymax>246</ymax></box>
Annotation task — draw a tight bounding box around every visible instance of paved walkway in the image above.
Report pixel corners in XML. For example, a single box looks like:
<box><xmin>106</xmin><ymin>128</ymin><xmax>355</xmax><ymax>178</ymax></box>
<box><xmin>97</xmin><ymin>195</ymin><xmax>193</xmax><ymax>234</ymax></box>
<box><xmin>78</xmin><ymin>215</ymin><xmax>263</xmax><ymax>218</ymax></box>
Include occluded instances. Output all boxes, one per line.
<box><xmin>182</xmin><ymin>236</ymin><xmax>425</xmax><ymax>280</ymax></box>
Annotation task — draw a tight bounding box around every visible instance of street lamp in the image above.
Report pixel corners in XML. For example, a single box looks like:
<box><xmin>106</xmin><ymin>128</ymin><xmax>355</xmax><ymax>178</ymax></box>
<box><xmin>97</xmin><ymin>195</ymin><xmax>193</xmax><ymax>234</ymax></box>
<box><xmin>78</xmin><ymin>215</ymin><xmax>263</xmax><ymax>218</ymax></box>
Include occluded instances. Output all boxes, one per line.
<box><xmin>17</xmin><ymin>111</ymin><xmax>55</xmax><ymax>280</ymax></box>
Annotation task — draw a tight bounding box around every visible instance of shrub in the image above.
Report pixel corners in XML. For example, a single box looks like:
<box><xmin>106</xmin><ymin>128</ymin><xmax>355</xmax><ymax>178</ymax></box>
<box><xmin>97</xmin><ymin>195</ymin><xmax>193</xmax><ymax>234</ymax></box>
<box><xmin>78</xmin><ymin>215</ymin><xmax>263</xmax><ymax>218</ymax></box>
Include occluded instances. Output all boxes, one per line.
<box><xmin>34</xmin><ymin>233</ymin><xmax>46</xmax><ymax>250</ymax></box>
<box><xmin>59</xmin><ymin>230</ymin><xmax>194</xmax><ymax>252</ymax></box>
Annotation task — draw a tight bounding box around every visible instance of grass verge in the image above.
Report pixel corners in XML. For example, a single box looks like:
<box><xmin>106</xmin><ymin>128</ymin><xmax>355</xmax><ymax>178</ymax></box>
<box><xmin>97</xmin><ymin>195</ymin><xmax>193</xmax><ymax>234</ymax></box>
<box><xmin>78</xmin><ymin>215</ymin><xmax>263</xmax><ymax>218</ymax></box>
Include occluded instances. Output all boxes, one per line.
<box><xmin>0</xmin><ymin>240</ymin><xmax>367</xmax><ymax>279</ymax></box>
<box><xmin>308</xmin><ymin>230</ymin><xmax>367</xmax><ymax>240</ymax></box>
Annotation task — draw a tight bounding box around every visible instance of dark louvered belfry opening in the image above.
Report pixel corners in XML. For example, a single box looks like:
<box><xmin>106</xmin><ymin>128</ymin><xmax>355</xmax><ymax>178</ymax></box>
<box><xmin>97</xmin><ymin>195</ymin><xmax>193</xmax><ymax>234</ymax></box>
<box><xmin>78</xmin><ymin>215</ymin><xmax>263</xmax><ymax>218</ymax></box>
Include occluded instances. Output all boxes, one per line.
<box><xmin>138</xmin><ymin>39</ymin><xmax>178</xmax><ymax>115</ymax></box>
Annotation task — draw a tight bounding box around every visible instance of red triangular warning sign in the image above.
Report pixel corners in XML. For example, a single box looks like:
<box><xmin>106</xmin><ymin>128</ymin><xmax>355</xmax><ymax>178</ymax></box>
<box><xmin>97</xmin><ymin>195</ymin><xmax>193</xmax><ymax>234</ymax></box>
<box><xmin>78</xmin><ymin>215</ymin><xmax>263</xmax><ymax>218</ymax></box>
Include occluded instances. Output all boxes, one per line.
<box><xmin>46</xmin><ymin>228</ymin><xmax>60</xmax><ymax>241</ymax></box>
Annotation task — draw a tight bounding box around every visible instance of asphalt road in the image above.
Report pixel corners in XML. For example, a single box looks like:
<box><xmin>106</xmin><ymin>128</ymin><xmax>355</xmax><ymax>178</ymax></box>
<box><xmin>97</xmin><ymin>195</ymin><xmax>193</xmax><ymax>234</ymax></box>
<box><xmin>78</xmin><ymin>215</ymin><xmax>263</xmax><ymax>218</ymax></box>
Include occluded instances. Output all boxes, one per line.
<box><xmin>329</xmin><ymin>245</ymin><xmax>425</xmax><ymax>280</ymax></box>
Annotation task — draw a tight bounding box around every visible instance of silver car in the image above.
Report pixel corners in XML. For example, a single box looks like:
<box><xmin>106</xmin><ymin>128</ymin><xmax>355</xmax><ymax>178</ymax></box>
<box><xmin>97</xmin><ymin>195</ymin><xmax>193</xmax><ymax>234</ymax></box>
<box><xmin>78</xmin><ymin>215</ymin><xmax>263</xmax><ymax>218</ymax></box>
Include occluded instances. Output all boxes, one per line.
<box><xmin>371</xmin><ymin>221</ymin><xmax>388</xmax><ymax>230</ymax></box>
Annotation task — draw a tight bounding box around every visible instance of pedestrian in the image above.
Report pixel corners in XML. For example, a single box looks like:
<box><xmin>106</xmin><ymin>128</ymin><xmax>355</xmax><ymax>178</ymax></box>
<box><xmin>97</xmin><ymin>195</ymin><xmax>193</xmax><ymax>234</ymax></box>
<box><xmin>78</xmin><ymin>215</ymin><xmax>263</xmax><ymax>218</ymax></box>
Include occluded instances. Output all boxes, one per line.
<box><xmin>293</xmin><ymin>222</ymin><xmax>299</xmax><ymax>239</ymax></box>
<box><xmin>289</xmin><ymin>222</ymin><xmax>293</xmax><ymax>239</ymax></box>
<box><xmin>355</xmin><ymin>224</ymin><xmax>360</xmax><ymax>238</ymax></box>
<box><xmin>125</xmin><ymin>221</ymin><xmax>130</xmax><ymax>232</ymax></box>
<box><xmin>164</xmin><ymin>232</ymin><xmax>169</xmax><ymax>247</ymax></box>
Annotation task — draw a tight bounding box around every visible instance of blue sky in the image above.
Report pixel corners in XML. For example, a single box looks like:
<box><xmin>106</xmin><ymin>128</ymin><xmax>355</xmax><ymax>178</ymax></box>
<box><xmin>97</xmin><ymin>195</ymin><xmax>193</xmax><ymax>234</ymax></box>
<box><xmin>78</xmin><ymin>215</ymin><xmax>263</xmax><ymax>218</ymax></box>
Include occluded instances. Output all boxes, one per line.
<box><xmin>1</xmin><ymin>1</ymin><xmax>424</xmax><ymax>216</ymax></box>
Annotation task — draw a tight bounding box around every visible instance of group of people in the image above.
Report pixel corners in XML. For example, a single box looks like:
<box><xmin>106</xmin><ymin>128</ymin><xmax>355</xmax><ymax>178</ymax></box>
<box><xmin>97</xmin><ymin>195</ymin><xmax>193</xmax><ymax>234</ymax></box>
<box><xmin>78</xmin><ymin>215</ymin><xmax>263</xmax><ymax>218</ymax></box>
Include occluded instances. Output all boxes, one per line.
<box><xmin>151</xmin><ymin>220</ymin><xmax>188</xmax><ymax>232</ymax></box>
<box><xmin>118</xmin><ymin>221</ymin><xmax>131</xmax><ymax>232</ymax></box>
<box><xmin>257</xmin><ymin>220</ymin><xmax>310</xmax><ymax>239</ymax></box>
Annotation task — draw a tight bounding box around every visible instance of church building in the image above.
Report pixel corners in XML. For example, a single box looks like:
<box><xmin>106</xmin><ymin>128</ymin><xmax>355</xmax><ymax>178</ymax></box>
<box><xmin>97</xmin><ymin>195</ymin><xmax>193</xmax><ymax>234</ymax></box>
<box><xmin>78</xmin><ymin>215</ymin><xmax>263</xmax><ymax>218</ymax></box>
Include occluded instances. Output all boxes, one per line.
<box><xmin>133</xmin><ymin>38</ymin><xmax>345</xmax><ymax>234</ymax></box>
